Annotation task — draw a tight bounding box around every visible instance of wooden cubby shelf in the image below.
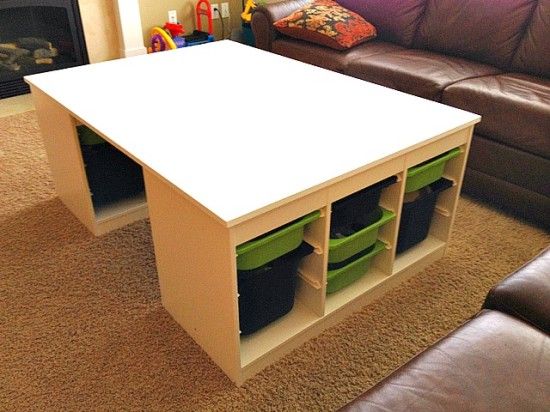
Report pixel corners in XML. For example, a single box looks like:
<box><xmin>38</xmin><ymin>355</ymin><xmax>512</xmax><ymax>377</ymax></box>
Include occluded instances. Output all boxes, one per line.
<box><xmin>27</xmin><ymin>40</ymin><xmax>479</xmax><ymax>386</ymax></box>
<box><xmin>234</xmin><ymin>140</ymin><xmax>472</xmax><ymax>385</ymax></box>
<box><xmin>31</xmin><ymin>85</ymin><xmax>474</xmax><ymax>384</ymax></box>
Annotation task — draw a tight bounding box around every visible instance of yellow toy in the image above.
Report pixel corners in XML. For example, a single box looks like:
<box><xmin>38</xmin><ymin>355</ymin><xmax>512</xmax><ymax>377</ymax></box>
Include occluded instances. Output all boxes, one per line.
<box><xmin>241</xmin><ymin>0</ymin><xmax>257</xmax><ymax>23</ymax></box>
<box><xmin>149</xmin><ymin>26</ymin><xmax>177</xmax><ymax>52</ymax></box>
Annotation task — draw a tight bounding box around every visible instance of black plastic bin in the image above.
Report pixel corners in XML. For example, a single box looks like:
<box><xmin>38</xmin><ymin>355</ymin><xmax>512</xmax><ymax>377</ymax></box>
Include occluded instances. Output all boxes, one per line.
<box><xmin>78</xmin><ymin>126</ymin><xmax>145</xmax><ymax>208</ymax></box>
<box><xmin>237</xmin><ymin>242</ymin><xmax>313</xmax><ymax>335</ymax></box>
<box><xmin>397</xmin><ymin>177</ymin><xmax>453</xmax><ymax>253</ymax></box>
<box><xmin>331</xmin><ymin>176</ymin><xmax>397</xmax><ymax>238</ymax></box>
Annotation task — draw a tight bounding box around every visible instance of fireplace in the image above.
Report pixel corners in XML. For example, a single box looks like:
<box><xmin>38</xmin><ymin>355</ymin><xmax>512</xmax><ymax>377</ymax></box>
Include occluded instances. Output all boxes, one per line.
<box><xmin>0</xmin><ymin>0</ymin><xmax>88</xmax><ymax>99</ymax></box>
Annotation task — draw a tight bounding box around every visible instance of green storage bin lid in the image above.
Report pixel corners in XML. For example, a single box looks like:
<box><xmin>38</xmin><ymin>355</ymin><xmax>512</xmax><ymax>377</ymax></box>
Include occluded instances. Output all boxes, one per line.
<box><xmin>328</xmin><ymin>208</ymin><xmax>395</xmax><ymax>264</ymax></box>
<box><xmin>326</xmin><ymin>240</ymin><xmax>385</xmax><ymax>294</ymax></box>
<box><xmin>77</xmin><ymin>125</ymin><xmax>106</xmax><ymax>146</ymax></box>
<box><xmin>405</xmin><ymin>147</ymin><xmax>461</xmax><ymax>192</ymax></box>
<box><xmin>236</xmin><ymin>210</ymin><xmax>320</xmax><ymax>270</ymax></box>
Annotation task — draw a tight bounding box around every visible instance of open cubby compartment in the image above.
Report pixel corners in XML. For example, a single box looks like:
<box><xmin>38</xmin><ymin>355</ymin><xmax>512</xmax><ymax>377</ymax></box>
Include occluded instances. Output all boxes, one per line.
<box><xmin>75</xmin><ymin>126</ymin><xmax>148</xmax><ymax>234</ymax></box>
<box><xmin>393</xmin><ymin>143</ymin><xmax>468</xmax><ymax>274</ymax></box>
<box><xmin>323</xmin><ymin>172</ymin><xmax>403</xmax><ymax>314</ymax></box>
<box><xmin>235</xmin><ymin>211</ymin><xmax>322</xmax><ymax>335</ymax></box>
<box><xmin>237</xmin><ymin>242</ymin><xmax>315</xmax><ymax>336</ymax></box>
<box><xmin>77</xmin><ymin>125</ymin><xmax>146</xmax><ymax>211</ymax></box>
<box><xmin>396</xmin><ymin>177</ymin><xmax>454</xmax><ymax>254</ymax></box>
<box><xmin>239</xmin><ymin>205</ymin><xmax>329</xmax><ymax>370</ymax></box>
<box><xmin>30</xmin><ymin>93</ymin><xmax>148</xmax><ymax>236</ymax></box>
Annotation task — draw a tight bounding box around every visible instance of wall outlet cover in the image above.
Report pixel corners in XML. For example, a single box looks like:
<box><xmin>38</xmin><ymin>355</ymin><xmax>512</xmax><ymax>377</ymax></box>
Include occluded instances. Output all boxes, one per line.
<box><xmin>221</xmin><ymin>3</ymin><xmax>230</xmax><ymax>18</ymax></box>
<box><xmin>168</xmin><ymin>10</ymin><xmax>178</xmax><ymax>24</ymax></box>
<box><xmin>211</xmin><ymin>3</ymin><xmax>219</xmax><ymax>19</ymax></box>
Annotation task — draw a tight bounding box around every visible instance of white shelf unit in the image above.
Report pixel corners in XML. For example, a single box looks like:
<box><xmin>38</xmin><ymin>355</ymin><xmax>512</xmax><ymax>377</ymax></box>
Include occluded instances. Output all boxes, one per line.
<box><xmin>26</xmin><ymin>40</ymin><xmax>480</xmax><ymax>387</ymax></box>
<box><xmin>31</xmin><ymin>82</ymin><xmax>472</xmax><ymax>384</ymax></box>
<box><xmin>31</xmin><ymin>87</ymin><xmax>148</xmax><ymax>236</ymax></box>
<box><xmin>143</xmin><ymin>126</ymin><xmax>473</xmax><ymax>386</ymax></box>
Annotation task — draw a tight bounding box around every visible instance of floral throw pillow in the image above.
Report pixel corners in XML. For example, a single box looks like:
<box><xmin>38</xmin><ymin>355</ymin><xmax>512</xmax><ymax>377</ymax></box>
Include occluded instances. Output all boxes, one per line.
<box><xmin>273</xmin><ymin>0</ymin><xmax>377</xmax><ymax>50</ymax></box>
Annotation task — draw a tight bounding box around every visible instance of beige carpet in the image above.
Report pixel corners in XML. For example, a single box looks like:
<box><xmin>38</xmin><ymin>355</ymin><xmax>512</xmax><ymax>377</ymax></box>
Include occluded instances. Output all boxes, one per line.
<box><xmin>1</xmin><ymin>111</ymin><xmax>548</xmax><ymax>411</ymax></box>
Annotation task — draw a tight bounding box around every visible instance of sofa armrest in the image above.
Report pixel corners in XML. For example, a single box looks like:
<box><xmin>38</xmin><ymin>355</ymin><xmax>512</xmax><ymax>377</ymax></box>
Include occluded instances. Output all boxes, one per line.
<box><xmin>483</xmin><ymin>247</ymin><xmax>550</xmax><ymax>334</ymax></box>
<box><xmin>339</xmin><ymin>310</ymin><xmax>550</xmax><ymax>411</ymax></box>
<box><xmin>251</xmin><ymin>0</ymin><xmax>310</xmax><ymax>51</ymax></box>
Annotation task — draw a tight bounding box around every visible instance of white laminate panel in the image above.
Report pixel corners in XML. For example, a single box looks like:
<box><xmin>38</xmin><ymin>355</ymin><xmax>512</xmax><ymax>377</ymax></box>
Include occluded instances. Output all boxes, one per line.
<box><xmin>25</xmin><ymin>41</ymin><xmax>479</xmax><ymax>224</ymax></box>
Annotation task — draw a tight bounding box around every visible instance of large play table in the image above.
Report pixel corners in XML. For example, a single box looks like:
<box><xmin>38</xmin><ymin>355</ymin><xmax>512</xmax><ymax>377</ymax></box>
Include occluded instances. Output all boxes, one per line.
<box><xmin>26</xmin><ymin>41</ymin><xmax>479</xmax><ymax>385</ymax></box>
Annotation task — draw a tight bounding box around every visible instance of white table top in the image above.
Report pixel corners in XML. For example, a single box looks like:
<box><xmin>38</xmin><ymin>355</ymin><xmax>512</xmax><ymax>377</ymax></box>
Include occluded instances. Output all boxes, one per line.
<box><xmin>26</xmin><ymin>40</ymin><xmax>479</xmax><ymax>225</ymax></box>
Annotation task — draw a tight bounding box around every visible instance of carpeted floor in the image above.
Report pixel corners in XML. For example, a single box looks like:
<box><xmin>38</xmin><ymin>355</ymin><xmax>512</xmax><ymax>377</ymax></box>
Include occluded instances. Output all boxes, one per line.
<box><xmin>1</xmin><ymin>111</ymin><xmax>548</xmax><ymax>411</ymax></box>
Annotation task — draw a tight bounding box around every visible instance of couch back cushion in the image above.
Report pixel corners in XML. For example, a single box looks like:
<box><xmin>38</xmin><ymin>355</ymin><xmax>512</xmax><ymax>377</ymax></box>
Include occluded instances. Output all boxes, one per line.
<box><xmin>512</xmin><ymin>0</ymin><xmax>550</xmax><ymax>78</ymax></box>
<box><xmin>414</xmin><ymin>0</ymin><xmax>536</xmax><ymax>69</ymax></box>
<box><xmin>336</xmin><ymin>0</ymin><xmax>426</xmax><ymax>47</ymax></box>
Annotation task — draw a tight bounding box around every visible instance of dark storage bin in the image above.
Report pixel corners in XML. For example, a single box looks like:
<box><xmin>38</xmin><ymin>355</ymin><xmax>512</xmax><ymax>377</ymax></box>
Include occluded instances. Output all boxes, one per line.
<box><xmin>397</xmin><ymin>178</ymin><xmax>453</xmax><ymax>253</ymax></box>
<box><xmin>237</xmin><ymin>242</ymin><xmax>313</xmax><ymax>335</ymax></box>
<box><xmin>77</xmin><ymin>126</ymin><xmax>145</xmax><ymax>208</ymax></box>
<box><xmin>330</xmin><ymin>176</ymin><xmax>396</xmax><ymax>238</ymax></box>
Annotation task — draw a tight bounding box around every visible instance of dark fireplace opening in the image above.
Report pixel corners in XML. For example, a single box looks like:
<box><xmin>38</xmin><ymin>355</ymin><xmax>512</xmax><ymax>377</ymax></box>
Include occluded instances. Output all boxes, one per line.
<box><xmin>0</xmin><ymin>0</ymin><xmax>88</xmax><ymax>99</ymax></box>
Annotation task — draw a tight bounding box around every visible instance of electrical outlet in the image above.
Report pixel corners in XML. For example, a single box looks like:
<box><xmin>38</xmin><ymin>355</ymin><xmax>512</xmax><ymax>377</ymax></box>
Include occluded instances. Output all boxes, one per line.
<box><xmin>211</xmin><ymin>3</ymin><xmax>219</xmax><ymax>19</ymax></box>
<box><xmin>221</xmin><ymin>2</ymin><xmax>230</xmax><ymax>18</ymax></box>
<box><xmin>168</xmin><ymin>10</ymin><xmax>177</xmax><ymax>24</ymax></box>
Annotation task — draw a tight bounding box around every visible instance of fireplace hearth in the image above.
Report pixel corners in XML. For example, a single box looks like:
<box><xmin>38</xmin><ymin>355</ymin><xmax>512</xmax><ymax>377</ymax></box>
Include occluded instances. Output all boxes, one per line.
<box><xmin>0</xmin><ymin>0</ymin><xmax>88</xmax><ymax>99</ymax></box>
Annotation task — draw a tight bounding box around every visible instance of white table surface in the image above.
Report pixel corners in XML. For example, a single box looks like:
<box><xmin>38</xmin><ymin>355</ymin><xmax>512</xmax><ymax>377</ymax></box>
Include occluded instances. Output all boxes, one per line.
<box><xmin>26</xmin><ymin>40</ymin><xmax>480</xmax><ymax>224</ymax></box>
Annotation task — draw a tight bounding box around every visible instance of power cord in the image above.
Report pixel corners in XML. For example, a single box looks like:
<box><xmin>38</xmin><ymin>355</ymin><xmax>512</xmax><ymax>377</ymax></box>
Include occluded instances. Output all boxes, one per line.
<box><xmin>213</xmin><ymin>7</ymin><xmax>228</xmax><ymax>39</ymax></box>
<box><xmin>213</xmin><ymin>7</ymin><xmax>225</xmax><ymax>39</ymax></box>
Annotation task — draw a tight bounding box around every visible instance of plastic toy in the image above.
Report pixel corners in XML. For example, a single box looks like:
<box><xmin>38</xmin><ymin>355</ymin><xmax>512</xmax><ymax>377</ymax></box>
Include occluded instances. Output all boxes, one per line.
<box><xmin>241</xmin><ymin>0</ymin><xmax>257</xmax><ymax>23</ymax></box>
<box><xmin>149</xmin><ymin>25</ymin><xmax>178</xmax><ymax>52</ymax></box>
<box><xmin>164</xmin><ymin>22</ymin><xmax>185</xmax><ymax>38</ymax></box>
<box><xmin>196</xmin><ymin>0</ymin><xmax>213</xmax><ymax>36</ymax></box>
<box><xmin>148</xmin><ymin>0</ymin><xmax>215</xmax><ymax>53</ymax></box>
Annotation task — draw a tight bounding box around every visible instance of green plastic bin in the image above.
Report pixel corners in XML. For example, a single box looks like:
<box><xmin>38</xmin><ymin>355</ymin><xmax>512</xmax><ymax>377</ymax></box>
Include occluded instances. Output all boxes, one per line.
<box><xmin>328</xmin><ymin>208</ymin><xmax>395</xmax><ymax>264</ymax></box>
<box><xmin>327</xmin><ymin>240</ymin><xmax>385</xmax><ymax>294</ymax></box>
<box><xmin>405</xmin><ymin>147</ymin><xmax>461</xmax><ymax>192</ymax></box>
<box><xmin>236</xmin><ymin>211</ymin><xmax>320</xmax><ymax>270</ymax></box>
<box><xmin>77</xmin><ymin>125</ymin><xmax>106</xmax><ymax>146</ymax></box>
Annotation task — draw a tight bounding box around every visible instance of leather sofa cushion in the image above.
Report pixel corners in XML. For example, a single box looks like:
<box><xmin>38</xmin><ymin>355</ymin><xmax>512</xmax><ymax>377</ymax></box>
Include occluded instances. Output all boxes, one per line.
<box><xmin>272</xmin><ymin>39</ymin><xmax>404</xmax><ymax>73</ymax></box>
<box><xmin>463</xmin><ymin>168</ymin><xmax>550</xmax><ymax>229</ymax></box>
<box><xmin>512</xmin><ymin>0</ymin><xmax>550</xmax><ymax>78</ymax></box>
<box><xmin>336</xmin><ymin>0</ymin><xmax>426</xmax><ymax>47</ymax></box>
<box><xmin>339</xmin><ymin>310</ymin><xmax>550</xmax><ymax>411</ymax></box>
<box><xmin>484</xmin><ymin>248</ymin><xmax>550</xmax><ymax>334</ymax></box>
<box><xmin>467</xmin><ymin>134</ymin><xmax>550</xmax><ymax>198</ymax></box>
<box><xmin>443</xmin><ymin>74</ymin><xmax>550</xmax><ymax>159</ymax></box>
<box><xmin>414</xmin><ymin>0</ymin><xmax>536</xmax><ymax>69</ymax></box>
<box><xmin>345</xmin><ymin>49</ymin><xmax>500</xmax><ymax>101</ymax></box>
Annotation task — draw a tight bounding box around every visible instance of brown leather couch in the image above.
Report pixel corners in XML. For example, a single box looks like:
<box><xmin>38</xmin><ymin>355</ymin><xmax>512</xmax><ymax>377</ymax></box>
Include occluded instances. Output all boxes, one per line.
<box><xmin>339</xmin><ymin>247</ymin><xmax>550</xmax><ymax>411</ymax></box>
<box><xmin>251</xmin><ymin>0</ymin><xmax>550</xmax><ymax>228</ymax></box>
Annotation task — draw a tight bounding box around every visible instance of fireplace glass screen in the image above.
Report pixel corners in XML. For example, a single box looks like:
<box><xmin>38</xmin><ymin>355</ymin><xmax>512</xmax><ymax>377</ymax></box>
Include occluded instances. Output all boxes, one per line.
<box><xmin>0</xmin><ymin>1</ymin><xmax>88</xmax><ymax>98</ymax></box>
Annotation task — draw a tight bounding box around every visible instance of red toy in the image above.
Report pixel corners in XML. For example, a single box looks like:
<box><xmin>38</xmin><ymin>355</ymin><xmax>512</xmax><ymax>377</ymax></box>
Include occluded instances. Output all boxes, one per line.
<box><xmin>148</xmin><ymin>0</ymin><xmax>215</xmax><ymax>53</ymax></box>
<box><xmin>196</xmin><ymin>0</ymin><xmax>213</xmax><ymax>35</ymax></box>
<box><xmin>163</xmin><ymin>22</ymin><xmax>185</xmax><ymax>38</ymax></box>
